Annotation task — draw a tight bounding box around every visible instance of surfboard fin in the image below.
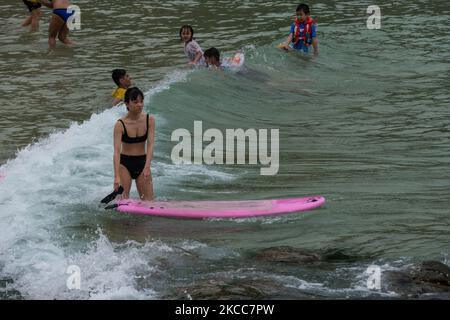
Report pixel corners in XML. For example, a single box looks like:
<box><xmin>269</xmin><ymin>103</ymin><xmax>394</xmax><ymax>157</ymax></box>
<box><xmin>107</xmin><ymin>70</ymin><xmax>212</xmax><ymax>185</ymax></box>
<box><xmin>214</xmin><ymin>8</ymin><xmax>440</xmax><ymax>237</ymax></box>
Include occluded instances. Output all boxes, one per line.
<box><xmin>105</xmin><ymin>204</ymin><xmax>119</xmax><ymax>210</ymax></box>
<box><xmin>101</xmin><ymin>186</ymin><xmax>124</xmax><ymax>204</ymax></box>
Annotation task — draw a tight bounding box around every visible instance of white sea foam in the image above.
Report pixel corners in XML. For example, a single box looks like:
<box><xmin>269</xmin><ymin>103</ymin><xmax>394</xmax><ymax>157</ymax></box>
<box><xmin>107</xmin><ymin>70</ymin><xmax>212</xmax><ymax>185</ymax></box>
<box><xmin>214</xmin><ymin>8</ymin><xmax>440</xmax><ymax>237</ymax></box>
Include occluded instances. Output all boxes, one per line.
<box><xmin>0</xmin><ymin>70</ymin><xmax>235</xmax><ymax>299</ymax></box>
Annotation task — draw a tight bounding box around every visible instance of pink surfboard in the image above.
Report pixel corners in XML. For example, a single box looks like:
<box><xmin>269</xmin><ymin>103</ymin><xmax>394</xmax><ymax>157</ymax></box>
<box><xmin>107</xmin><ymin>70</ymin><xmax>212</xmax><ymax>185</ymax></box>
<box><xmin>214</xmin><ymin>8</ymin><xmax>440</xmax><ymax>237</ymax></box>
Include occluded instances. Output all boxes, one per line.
<box><xmin>115</xmin><ymin>196</ymin><xmax>325</xmax><ymax>219</ymax></box>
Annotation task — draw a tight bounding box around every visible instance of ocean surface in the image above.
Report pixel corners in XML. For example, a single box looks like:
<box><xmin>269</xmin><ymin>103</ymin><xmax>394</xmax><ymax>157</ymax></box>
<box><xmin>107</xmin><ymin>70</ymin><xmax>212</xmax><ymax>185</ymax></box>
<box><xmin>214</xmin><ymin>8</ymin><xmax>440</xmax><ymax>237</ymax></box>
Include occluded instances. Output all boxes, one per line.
<box><xmin>0</xmin><ymin>0</ymin><xmax>449</xmax><ymax>299</ymax></box>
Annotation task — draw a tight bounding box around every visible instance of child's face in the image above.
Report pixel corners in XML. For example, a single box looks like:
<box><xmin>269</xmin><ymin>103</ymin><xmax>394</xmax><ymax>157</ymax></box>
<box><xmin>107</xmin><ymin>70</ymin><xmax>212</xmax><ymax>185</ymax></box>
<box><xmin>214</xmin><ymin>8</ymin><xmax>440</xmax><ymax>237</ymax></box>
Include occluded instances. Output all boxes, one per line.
<box><xmin>120</xmin><ymin>74</ymin><xmax>132</xmax><ymax>87</ymax></box>
<box><xmin>204</xmin><ymin>56</ymin><xmax>218</xmax><ymax>67</ymax></box>
<box><xmin>296</xmin><ymin>10</ymin><xmax>308</xmax><ymax>22</ymax></box>
<box><xmin>181</xmin><ymin>28</ymin><xmax>192</xmax><ymax>43</ymax></box>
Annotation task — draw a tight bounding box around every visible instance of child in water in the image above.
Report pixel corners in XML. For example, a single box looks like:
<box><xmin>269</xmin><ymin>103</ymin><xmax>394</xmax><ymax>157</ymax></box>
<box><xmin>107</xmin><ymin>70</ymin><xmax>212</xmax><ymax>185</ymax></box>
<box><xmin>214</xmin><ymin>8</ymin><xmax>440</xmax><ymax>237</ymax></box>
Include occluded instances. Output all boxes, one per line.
<box><xmin>281</xmin><ymin>3</ymin><xmax>318</xmax><ymax>55</ymax></box>
<box><xmin>21</xmin><ymin>0</ymin><xmax>43</xmax><ymax>31</ymax></box>
<box><xmin>203</xmin><ymin>47</ymin><xmax>223</xmax><ymax>69</ymax></box>
<box><xmin>180</xmin><ymin>25</ymin><xmax>205</xmax><ymax>66</ymax></box>
<box><xmin>111</xmin><ymin>69</ymin><xmax>133</xmax><ymax>106</ymax></box>
<box><xmin>204</xmin><ymin>47</ymin><xmax>244</xmax><ymax>71</ymax></box>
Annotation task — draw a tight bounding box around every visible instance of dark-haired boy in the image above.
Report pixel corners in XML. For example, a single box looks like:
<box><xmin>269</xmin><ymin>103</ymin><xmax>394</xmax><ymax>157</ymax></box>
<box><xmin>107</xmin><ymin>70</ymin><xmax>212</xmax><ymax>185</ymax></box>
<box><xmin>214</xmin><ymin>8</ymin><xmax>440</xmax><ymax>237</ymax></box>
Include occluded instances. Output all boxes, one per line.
<box><xmin>203</xmin><ymin>47</ymin><xmax>222</xmax><ymax>69</ymax></box>
<box><xmin>111</xmin><ymin>69</ymin><xmax>133</xmax><ymax>106</ymax></box>
<box><xmin>281</xmin><ymin>3</ymin><xmax>318</xmax><ymax>55</ymax></box>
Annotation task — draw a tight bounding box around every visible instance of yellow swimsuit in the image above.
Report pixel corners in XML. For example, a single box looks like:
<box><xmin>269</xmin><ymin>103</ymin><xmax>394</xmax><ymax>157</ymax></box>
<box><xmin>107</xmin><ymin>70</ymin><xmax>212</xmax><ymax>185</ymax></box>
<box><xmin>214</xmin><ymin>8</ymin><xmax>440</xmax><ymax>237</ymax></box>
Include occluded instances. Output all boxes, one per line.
<box><xmin>112</xmin><ymin>88</ymin><xmax>127</xmax><ymax>100</ymax></box>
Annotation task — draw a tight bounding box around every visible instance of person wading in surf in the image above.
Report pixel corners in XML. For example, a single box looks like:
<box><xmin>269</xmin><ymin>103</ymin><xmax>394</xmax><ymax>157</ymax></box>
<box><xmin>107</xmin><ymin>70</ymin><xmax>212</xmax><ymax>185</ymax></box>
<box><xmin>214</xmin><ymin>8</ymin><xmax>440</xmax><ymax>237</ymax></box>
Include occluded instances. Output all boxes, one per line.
<box><xmin>281</xmin><ymin>3</ymin><xmax>319</xmax><ymax>56</ymax></box>
<box><xmin>38</xmin><ymin>0</ymin><xmax>76</xmax><ymax>48</ymax></box>
<box><xmin>113</xmin><ymin>87</ymin><xmax>155</xmax><ymax>201</ymax></box>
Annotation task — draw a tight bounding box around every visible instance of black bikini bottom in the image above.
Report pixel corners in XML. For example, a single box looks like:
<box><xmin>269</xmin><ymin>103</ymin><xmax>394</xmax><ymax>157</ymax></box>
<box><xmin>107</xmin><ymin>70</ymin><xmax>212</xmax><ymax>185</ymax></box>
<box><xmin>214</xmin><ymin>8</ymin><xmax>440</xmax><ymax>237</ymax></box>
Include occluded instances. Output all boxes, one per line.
<box><xmin>23</xmin><ymin>0</ymin><xmax>42</xmax><ymax>12</ymax></box>
<box><xmin>120</xmin><ymin>154</ymin><xmax>146</xmax><ymax>180</ymax></box>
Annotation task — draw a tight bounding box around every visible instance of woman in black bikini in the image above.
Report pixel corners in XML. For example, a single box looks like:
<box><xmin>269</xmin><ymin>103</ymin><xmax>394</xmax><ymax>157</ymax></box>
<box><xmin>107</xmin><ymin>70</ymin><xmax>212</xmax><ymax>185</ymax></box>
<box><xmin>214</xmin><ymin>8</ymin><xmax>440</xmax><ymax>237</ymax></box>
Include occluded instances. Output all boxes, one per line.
<box><xmin>113</xmin><ymin>88</ymin><xmax>155</xmax><ymax>201</ymax></box>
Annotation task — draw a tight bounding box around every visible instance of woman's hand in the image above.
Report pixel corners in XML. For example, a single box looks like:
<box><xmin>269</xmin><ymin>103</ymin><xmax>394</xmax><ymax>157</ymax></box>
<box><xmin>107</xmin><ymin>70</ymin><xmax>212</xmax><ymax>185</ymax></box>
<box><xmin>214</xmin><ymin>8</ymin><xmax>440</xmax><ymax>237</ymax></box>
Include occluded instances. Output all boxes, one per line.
<box><xmin>114</xmin><ymin>177</ymin><xmax>121</xmax><ymax>191</ymax></box>
<box><xmin>143</xmin><ymin>166</ymin><xmax>152</xmax><ymax>180</ymax></box>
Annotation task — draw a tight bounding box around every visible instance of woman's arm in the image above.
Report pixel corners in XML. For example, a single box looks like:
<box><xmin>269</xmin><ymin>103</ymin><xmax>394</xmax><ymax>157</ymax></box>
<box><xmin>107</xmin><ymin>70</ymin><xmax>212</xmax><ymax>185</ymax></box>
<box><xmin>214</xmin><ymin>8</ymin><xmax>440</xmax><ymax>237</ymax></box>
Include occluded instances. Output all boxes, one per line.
<box><xmin>113</xmin><ymin>121</ymin><xmax>123</xmax><ymax>191</ymax></box>
<box><xmin>143</xmin><ymin>116</ymin><xmax>155</xmax><ymax>178</ymax></box>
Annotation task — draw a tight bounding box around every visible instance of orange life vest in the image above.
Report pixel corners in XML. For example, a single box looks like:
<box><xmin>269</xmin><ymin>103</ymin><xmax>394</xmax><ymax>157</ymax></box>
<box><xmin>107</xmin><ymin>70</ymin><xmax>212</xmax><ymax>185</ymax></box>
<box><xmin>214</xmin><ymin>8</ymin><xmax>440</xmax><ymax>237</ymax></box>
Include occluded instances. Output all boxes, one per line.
<box><xmin>293</xmin><ymin>16</ymin><xmax>315</xmax><ymax>47</ymax></box>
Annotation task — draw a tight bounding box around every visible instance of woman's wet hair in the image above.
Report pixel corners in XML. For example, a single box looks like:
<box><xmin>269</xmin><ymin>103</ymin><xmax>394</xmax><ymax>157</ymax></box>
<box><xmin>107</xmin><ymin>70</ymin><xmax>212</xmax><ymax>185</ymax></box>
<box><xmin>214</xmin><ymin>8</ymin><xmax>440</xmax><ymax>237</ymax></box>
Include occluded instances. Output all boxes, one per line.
<box><xmin>124</xmin><ymin>87</ymin><xmax>144</xmax><ymax>104</ymax></box>
<box><xmin>179</xmin><ymin>25</ymin><xmax>194</xmax><ymax>42</ymax></box>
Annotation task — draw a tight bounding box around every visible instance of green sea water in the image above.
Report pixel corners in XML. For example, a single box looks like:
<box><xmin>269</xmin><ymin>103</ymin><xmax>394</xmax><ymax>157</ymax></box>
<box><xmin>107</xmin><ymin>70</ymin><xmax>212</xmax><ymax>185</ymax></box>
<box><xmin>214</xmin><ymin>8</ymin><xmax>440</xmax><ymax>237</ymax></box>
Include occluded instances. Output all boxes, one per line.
<box><xmin>0</xmin><ymin>0</ymin><xmax>449</xmax><ymax>299</ymax></box>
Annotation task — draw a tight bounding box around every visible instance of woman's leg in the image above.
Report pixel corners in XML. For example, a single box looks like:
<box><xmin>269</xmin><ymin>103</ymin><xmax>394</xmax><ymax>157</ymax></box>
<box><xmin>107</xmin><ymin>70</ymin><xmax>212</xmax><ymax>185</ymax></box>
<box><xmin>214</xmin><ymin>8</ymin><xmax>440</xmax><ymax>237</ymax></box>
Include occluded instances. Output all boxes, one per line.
<box><xmin>58</xmin><ymin>23</ymin><xmax>74</xmax><ymax>45</ymax></box>
<box><xmin>119</xmin><ymin>165</ymin><xmax>133</xmax><ymax>199</ymax></box>
<box><xmin>21</xmin><ymin>15</ymin><xmax>32</xmax><ymax>27</ymax></box>
<box><xmin>48</xmin><ymin>14</ymin><xmax>65</xmax><ymax>48</ymax></box>
<box><xmin>30</xmin><ymin>9</ymin><xmax>42</xmax><ymax>30</ymax></box>
<box><xmin>135</xmin><ymin>170</ymin><xmax>154</xmax><ymax>201</ymax></box>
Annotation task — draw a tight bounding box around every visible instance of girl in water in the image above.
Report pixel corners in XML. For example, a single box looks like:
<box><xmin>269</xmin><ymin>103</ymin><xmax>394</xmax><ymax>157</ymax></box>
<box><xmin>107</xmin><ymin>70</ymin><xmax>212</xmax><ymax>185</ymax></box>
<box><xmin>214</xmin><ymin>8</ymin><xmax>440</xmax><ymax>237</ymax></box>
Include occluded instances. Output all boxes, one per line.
<box><xmin>113</xmin><ymin>88</ymin><xmax>155</xmax><ymax>201</ymax></box>
<box><xmin>179</xmin><ymin>25</ymin><xmax>205</xmax><ymax>66</ymax></box>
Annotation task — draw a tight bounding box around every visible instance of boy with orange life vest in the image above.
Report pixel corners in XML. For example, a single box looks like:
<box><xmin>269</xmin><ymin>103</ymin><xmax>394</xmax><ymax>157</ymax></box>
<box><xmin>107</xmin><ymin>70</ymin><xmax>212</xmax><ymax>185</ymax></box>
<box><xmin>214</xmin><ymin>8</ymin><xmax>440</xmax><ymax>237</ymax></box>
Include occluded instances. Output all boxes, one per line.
<box><xmin>281</xmin><ymin>3</ymin><xmax>318</xmax><ymax>55</ymax></box>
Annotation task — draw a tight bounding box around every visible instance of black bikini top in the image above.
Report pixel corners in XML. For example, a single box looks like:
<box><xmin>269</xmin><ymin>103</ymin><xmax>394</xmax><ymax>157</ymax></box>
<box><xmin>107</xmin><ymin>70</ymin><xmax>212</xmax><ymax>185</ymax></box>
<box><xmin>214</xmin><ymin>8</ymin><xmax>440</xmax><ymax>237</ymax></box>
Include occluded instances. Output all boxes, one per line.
<box><xmin>118</xmin><ymin>114</ymin><xmax>149</xmax><ymax>144</ymax></box>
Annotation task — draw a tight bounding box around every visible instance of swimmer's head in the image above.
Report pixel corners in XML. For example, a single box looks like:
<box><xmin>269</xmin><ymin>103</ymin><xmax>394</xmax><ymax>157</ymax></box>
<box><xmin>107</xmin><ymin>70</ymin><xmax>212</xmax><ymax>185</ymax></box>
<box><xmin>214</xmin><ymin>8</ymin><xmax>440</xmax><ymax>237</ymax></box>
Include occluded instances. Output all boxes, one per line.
<box><xmin>112</xmin><ymin>69</ymin><xmax>132</xmax><ymax>88</ymax></box>
<box><xmin>124</xmin><ymin>87</ymin><xmax>144</xmax><ymax>111</ymax></box>
<box><xmin>179</xmin><ymin>25</ymin><xmax>194</xmax><ymax>43</ymax></box>
<box><xmin>296</xmin><ymin>4</ymin><xmax>310</xmax><ymax>22</ymax></box>
<box><xmin>204</xmin><ymin>47</ymin><xmax>220</xmax><ymax>66</ymax></box>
